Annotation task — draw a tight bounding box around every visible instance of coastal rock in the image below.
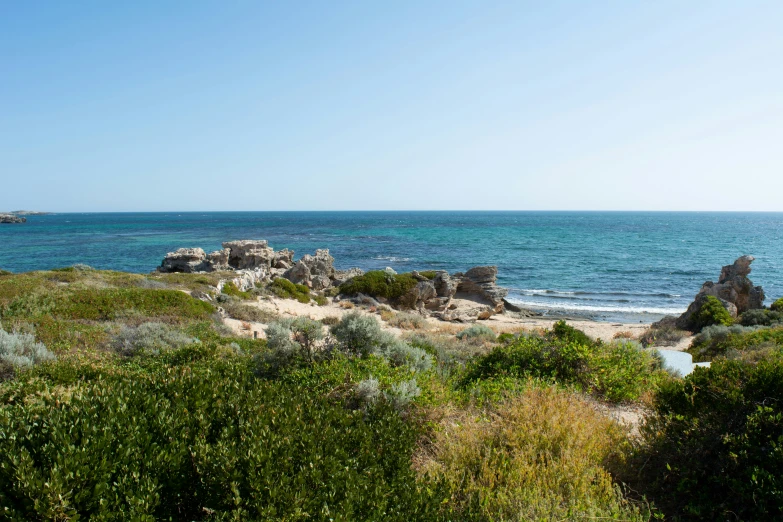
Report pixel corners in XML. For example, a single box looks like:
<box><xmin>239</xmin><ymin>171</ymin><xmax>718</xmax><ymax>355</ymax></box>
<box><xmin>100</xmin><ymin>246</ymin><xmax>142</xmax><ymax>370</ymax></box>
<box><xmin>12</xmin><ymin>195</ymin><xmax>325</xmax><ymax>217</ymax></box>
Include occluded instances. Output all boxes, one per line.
<box><xmin>454</xmin><ymin>266</ymin><xmax>508</xmax><ymax>310</ymax></box>
<box><xmin>0</xmin><ymin>213</ymin><xmax>26</xmax><ymax>224</ymax></box>
<box><xmin>676</xmin><ymin>255</ymin><xmax>765</xmax><ymax>329</ymax></box>
<box><xmin>433</xmin><ymin>271</ymin><xmax>458</xmax><ymax>299</ymax></box>
<box><xmin>284</xmin><ymin>249</ymin><xmax>336</xmax><ymax>289</ymax></box>
<box><xmin>222</xmin><ymin>240</ymin><xmax>276</xmax><ymax>270</ymax></box>
<box><xmin>207</xmin><ymin>249</ymin><xmax>231</xmax><ymax>271</ymax></box>
<box><xmin>332</xmin><ymin>268</ymin><xmax>364</xmax><ymax>286</ymax></box>
<box><xmin>273</xmin><ymin>249</ymin><xmax>294</xmax><ymax>269</ymax></box>
<box><xmin>399</xmin><ymin>280</ymin><xmax>438</xmax><ymax>310</ymax></box>
<box><xmin>218</xmin><ymin>268</ymin><xmax>266</xmax><ymax>293</ymax></box>
<box><xmin>160</xmin><ymin>248</ymin><xmax>210</xmax><ymax>273</ymax></box>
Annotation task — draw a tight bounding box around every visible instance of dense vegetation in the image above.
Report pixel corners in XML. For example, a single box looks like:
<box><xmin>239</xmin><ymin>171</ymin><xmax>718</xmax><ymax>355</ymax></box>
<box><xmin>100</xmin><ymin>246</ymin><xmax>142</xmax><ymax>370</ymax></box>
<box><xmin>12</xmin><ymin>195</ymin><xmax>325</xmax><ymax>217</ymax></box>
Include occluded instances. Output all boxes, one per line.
<box><xmin>339</xmin><ymin>271</ymin><xmax>418</xmax><ymax>300</ymax></box>
<box><xmin>688</xmin><ymin>295</ymin><xmax>734</xmax><ymax>330</ymax></box>
<box><xmin>2</xmin><ymin>268</ymin><xmax>783</xmax><ymax>520</ymax></box>
<box><xmin>624</xmin><ymin>358</ymin><xmax>783</xmax><ymax>520</ymax></box>
<box><xmin>460</xmin><ymin>321</ymin><xmax>665</xmax><ymax>403</ymax></box>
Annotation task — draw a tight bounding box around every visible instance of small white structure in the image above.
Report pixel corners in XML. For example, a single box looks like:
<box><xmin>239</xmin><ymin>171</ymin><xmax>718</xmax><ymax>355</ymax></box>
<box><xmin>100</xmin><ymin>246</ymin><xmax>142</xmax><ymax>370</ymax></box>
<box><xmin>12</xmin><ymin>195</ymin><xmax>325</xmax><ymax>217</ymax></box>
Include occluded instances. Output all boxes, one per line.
<box><xmin>657</xmin><ymin>349</ymin><xmax>711</xmax><ymax>377</ymax></box>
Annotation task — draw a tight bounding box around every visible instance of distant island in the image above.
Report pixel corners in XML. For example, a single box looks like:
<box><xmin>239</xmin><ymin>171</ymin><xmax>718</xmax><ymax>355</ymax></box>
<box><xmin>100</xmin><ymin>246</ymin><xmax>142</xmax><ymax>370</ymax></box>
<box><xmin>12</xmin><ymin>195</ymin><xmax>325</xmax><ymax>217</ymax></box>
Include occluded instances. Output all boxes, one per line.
<box><xmin>0</xmin><ymin>210</ymin><xmax>49</xmax><ymax>223</ymax></box>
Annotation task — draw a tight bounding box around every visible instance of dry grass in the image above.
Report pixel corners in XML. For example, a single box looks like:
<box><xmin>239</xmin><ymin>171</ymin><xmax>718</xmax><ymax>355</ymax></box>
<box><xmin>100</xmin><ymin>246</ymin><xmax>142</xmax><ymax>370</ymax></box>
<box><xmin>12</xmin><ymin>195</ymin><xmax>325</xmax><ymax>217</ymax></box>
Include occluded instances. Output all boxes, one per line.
<box><xmin>613</xmin><ymin>330</ymin><xmax>635</xmax><ymax>339</ymax></box>
<box><xmin>416</xmin><ymin>386</ymin><xmax>648</xmax><ymax>521</ymax></box>
<box><xmin>339</xmin><ymin>301</ymin><xmax>355</xmax><ymax>309</ymax></box>
<box><xmin>382</xmin><ymin>311</ymin><xmax>429</xmax><ymax>330</ymax></box>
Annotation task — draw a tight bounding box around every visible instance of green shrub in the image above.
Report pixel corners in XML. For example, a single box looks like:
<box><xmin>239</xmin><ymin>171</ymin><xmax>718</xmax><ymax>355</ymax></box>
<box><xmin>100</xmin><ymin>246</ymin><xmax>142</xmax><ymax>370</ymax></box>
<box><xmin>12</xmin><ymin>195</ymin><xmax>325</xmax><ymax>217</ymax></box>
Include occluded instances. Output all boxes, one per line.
<box><xmin>0</xmin><ymin>270</ymin><xmax>11</xmax><ymax>276</ymax></box>
<box><xmin>549</xmin><ymin>320</ymin><xmax>593</xmax><ymax>345</ymax></box>
<box><xmin>375</xmin><ymin>332</ymin><xmax>433</xmax><ymax>373</ymax></box>
<box><xmin>0</xmin><ymin>326</ymin><xmax>56</xmax><ymax>380</ymax></box>
<box><xmin>339</xmin><ymin>271</ymin><xmax>418</xmax><ymax>300</ymax></box>
<box><xmin>688</xmin><ymin>324</ymin><xmax>783</xmax><ymax>362</ymax></box>
<box><xmin>689</xmin><ymin>295</ymin><xmax>733</xmax><ymax>330</ymax></box>
<box><xmin>772</xmin><ymin>298</ymin><xmax>783</xmax><ymax>312</ymax></box>
<box><xmin>356</xmin><ymin>377</ymin><xmax>422</xmax><ymax>411</ymax></box>
<box><xmin>625</xmin><ymin>358</ymin><xmax>783</xmax><ymax>520</ymax></box>
<box><xmin>256</xmin><ymin>317</ymin><xmax>326</xmax><ymax>376</ymax></box>
<box><xmin>50</xmin><ymin>288</ymin><xmax>214</xmax><ymax>321</ymax></box>
<box><xmin>327</xmin><ymin>313</ymin><xmax>433</xmax><ymax>373</ymax></box>
<box><xmin>0</xmin><ymin>361</ymin><xmax>453</xmax><ymax>520</ymax></box>
<box><xmin>460</xmin><ymin>326</ymin><xmax>662</xmax><ymax>402</ymax></box>
<box><xmin>320</xmin><ymin>316</ymin><xmax>340</xmax><ymax>326</ymax></box>
<box><xmin>313</xmin><ymin>294</ymin><xmax>328</xmax><ymax>306</ymax></box>
<box><xmin>739</xmin><ymin>308</ymin><xmax>783</xmax><ymax>327</ymax></box>
<box><xmin>221</xmin><ymin>281</ymin><xmax>253</xmax><ymax>299</ymax></box>
<box><xmin>110</xmin><ymin>322</ymin><xmax>199</xmax><ymax>356</ymax></box>
<box><xmin>330</xmin><ymin>312</ymin><xmax>384</xmax><ymax>357</ymax></box>
<box><xmin>456</xmin><ymin>324</ymin><xmax>496</xmax><ymax>343</ymax></box>
<box><xmin>418</xmin><ymin>271</ymin><xmax>438</xmax><ymax>280</ymax></box>
<box><xmin>270</xmin><ymin>278</ymin><xmax>311</xmax><ymax>303</ymax></box>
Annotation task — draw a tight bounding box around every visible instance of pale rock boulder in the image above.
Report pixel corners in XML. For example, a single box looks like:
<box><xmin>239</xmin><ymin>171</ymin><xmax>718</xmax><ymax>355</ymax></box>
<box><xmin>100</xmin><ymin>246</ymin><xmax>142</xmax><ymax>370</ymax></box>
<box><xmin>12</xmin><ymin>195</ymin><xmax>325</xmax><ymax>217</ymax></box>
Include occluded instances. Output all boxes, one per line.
<box><xmin>160</xmin><ymin>248</ymin><xmax>210</xmax><ymax>273</ymax></box>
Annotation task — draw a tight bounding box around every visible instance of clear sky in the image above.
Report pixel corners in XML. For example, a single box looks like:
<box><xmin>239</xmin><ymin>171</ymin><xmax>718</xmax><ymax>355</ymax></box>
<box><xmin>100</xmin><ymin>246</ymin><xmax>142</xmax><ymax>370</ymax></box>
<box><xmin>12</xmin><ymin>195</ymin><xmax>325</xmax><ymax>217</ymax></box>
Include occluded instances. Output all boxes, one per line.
<box><xmin>1</xmin><ymin>1</ymin><xmax>781</xmax><ymax>212</ymax></box>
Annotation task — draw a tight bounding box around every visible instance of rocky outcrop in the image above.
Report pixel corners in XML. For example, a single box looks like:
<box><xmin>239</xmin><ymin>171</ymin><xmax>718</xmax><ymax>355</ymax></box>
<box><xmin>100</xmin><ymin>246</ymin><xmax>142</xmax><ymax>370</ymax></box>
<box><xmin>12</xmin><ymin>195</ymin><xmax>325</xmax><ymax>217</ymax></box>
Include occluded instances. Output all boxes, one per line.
<box><xmin>160</xmin><ymin>248</ymin><xmax>211</xmax><ymax>273</ymax></box>
<box><xmin>283</xmin><ymin>249</ymin><xmax>336</xmax><ymax>290</ymax></box>
<box><xmin>222</xmin><ymin>240</ymin><xmax>276</xmax><ymax>270</ymax></box>
<box><xmin>454</xmin><ymin>266</ymin><xmax>508</xmax><ymax>313</ymax></box>
<box><xmin>676</xmin><ymin>255</ymin><xmax>765</xmax><ymax>329</ymax></box>
<box><xmin>158</xmin><ymin>240</ymin><xmax>518</xmax><ymax>322</ymax></box>
<box><xmin>0</xmin><ymin>213</ymin><xmax>26</xmax><ymax>224</ymax></box>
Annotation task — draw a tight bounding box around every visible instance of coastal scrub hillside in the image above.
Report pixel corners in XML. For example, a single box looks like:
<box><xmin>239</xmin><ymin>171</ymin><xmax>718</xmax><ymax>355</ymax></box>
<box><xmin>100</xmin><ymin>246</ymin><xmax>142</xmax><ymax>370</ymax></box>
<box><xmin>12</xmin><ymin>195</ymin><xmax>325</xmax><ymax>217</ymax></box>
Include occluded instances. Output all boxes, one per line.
<box><xmin>0</xmin><ymin>267</ymin><xmax>782</xmax><ymax>519</ymax></box>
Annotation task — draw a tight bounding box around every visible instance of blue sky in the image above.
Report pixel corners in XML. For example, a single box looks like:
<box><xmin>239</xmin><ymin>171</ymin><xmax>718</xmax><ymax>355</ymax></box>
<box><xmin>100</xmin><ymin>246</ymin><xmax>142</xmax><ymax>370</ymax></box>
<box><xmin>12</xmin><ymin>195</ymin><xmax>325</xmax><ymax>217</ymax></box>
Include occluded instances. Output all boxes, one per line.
<box><xmin>1</xmin><ymin>1</ymin><xmax>781</xmax><ymax>212</ymax></box>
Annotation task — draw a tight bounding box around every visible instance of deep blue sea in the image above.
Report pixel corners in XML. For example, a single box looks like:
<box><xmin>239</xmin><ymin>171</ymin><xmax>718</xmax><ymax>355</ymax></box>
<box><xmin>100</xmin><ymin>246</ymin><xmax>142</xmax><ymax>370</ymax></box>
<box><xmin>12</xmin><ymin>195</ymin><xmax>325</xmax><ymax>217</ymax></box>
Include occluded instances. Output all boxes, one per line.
<box><xmin>1</xmin><ymin>212</ymin><xmax>781</xmax><ymax>323</ymax></box>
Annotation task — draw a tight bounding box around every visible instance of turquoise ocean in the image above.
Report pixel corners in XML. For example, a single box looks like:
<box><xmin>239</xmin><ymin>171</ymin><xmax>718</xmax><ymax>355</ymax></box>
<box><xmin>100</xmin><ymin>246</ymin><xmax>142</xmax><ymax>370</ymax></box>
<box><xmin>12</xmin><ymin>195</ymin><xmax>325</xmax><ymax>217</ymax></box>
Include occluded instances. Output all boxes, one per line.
<box><xmin>1</xmin><ymin>212</ymin><xmax>781</xmax><ymax>323</ymax></box>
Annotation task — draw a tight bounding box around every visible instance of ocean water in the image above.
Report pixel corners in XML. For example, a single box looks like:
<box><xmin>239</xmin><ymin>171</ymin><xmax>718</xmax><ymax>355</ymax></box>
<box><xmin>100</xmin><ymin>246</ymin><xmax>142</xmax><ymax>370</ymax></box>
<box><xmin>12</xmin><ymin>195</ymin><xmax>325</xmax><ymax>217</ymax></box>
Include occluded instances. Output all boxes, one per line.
<box><xmin>1</xmin><ymin>211</ymin><xmax>781</xmax><ymax>323</ymax></box>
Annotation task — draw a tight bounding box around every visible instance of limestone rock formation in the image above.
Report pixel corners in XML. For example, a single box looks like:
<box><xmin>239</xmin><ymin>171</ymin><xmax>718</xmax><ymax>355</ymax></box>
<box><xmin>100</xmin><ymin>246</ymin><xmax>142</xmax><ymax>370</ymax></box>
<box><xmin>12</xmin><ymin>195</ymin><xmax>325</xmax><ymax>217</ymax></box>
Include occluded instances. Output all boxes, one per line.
<box><xmin>283</xmin><ymin>249</ymin><xmax>336</xmax><ymax>289</ymax></box>
<box><xmin>221</xmin><ymin>240</ymin><xmax>276</xmax><ymax>270</ymax></box>
<box><xmin>454</xmin><ymin>266</ymin><xmax>508</xmax><ymax>310</ymax></box>
<box><xmin>160</xmin><ymin>248</ymin><xmax>211</xmax><ymax>273</ymax></box>
<box><xmin>676</xmin><ymin>255</ymin><xmax>765</xmax><ymax>329</ymax></box>
<box><xmin>0</xmin><ymin>213</ymin><xmax>26</xmax><ymax>224</ymax></box>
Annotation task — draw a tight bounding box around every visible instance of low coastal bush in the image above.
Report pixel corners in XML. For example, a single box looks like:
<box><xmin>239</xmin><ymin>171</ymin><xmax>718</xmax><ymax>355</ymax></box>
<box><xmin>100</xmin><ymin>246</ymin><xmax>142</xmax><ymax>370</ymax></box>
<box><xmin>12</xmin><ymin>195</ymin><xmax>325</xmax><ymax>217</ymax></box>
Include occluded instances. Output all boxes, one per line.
<box><xmin>110</xmin><ymin>322</ymin><xmax>199</xmax><ymax>356</ymax></box>
<box><xmin>0</xmin><ymin>359</ymin><xmax>452</xmax><ymax>520</ymax></box>
<box><xmin>339</xmin><ymin>270</ymin><xmax>418</xmax><ymax>300</ymax></box>
<box><xmin>456</xmin><ymin>324</ymin><xmax>497</xmax><ymax>343</ymax></box>
<box><xmin>625</xmin><ymin>358</ymin><xmax>783</xmax><ymax>520</ymax></box>
<box><xmin>269</xmin><ymin>277</ymin><xmax>310</xmax><ymax>303</ymax></box>
<box><xmin>772</xmin><ymin>297</ymin><xmax>783</xmax><ymax>312</ymax></box>
<box><xmin>0</xmin><ymin>270</ymin><xmax>11</xmax><ymax>276</ymax></box>
<box><xmin>418</xmin><ymin>270</ymin><xmax>438</xmax><ymax>280</ymax></box>
<box><xmin>384</xmin><ymin>311</ymin><xmax>428</xmax><ymax>330</ymax></box>
<box><xmin>417</xmin><ymin>386</ymin><xmax>650</xmax><ymax>521</ymax></box>
<box><xmin>460</xmin><ymin>324</ymin><xmax>662</xmax><ymax>402</ymax></box>
<box><xmin>0</xmin><ymin>326</ymin><xmax>56</xmax><ymax>380</ymax></box>
<box><xmin>689</xmin><ymin>295</ymin><xmax>734</xmax><ymax>330</ymax></box>
<box><xmin>329</xmin><ymin>312</ymin><xmax>383</xmax><ymax>356</ymax></box>
<box><xmin>256</xmin><ymin>317</ymin><xmax>327</xmax><ymax>376</ymax></box>
<box><xmin>356</xmin><ymin>377</ymin><xmax>422</xmax><ymax>411</ymax></box>
<box><xmin>739</xmin><ymin>307</ymin><xmax>783</xmax><ymax>326</ymax></box>
<box><xmin>639</xmin><ymin>325</ymin><xmax>687</xmax><ymax>347</ymax></box>
<box><xmin>221</xmin><ymin>281</ymin><xmax>253</xmax><ymax>299</ymax></box>
<box><xmin>51</xmin><ymin>288</ymin><xmax>215</xmax><ymax>321</ymax></box>
<box><xmin>688</xmin><ymin>324</ymin><xmax>783</xmax><ymax>362</ymax></box>
<box><xmin>549</xmin><ymin>319</ymin><xmax>593</xmax><ymax>345</ymax></box>
<box><xmin>221</xmin><ymin>299</ymin><xmax>278</xmax><ymax>323</ymax></box>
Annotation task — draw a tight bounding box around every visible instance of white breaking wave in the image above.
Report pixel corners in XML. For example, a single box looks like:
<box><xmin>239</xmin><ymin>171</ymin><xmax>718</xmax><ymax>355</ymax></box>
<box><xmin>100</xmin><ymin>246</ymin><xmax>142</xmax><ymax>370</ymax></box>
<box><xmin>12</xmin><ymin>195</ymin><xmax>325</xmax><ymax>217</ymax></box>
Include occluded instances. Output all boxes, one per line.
<box><xmin>372</xmin><ymin>256</ymin><xmax>412</xmax><ymax>262</ymax></box>
<box><xmin>506</xmin><ymin>299</ymin><xmax>686</xmax><ymax>316</ymax></box>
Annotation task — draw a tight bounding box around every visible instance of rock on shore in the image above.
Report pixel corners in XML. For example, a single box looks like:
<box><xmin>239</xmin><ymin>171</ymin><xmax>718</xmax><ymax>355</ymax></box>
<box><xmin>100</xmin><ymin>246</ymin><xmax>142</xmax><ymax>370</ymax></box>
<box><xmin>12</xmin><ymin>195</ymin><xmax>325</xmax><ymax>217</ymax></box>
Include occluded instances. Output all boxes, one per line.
<box><xmin>158</xmin><ymin>239</ymin><xmax>521</xmax><ymax>322</ymax></box>
<box><xmin>676</xmin><ymin>255</ymin><xmax>765</xmax><ymax>329</ymax></box>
